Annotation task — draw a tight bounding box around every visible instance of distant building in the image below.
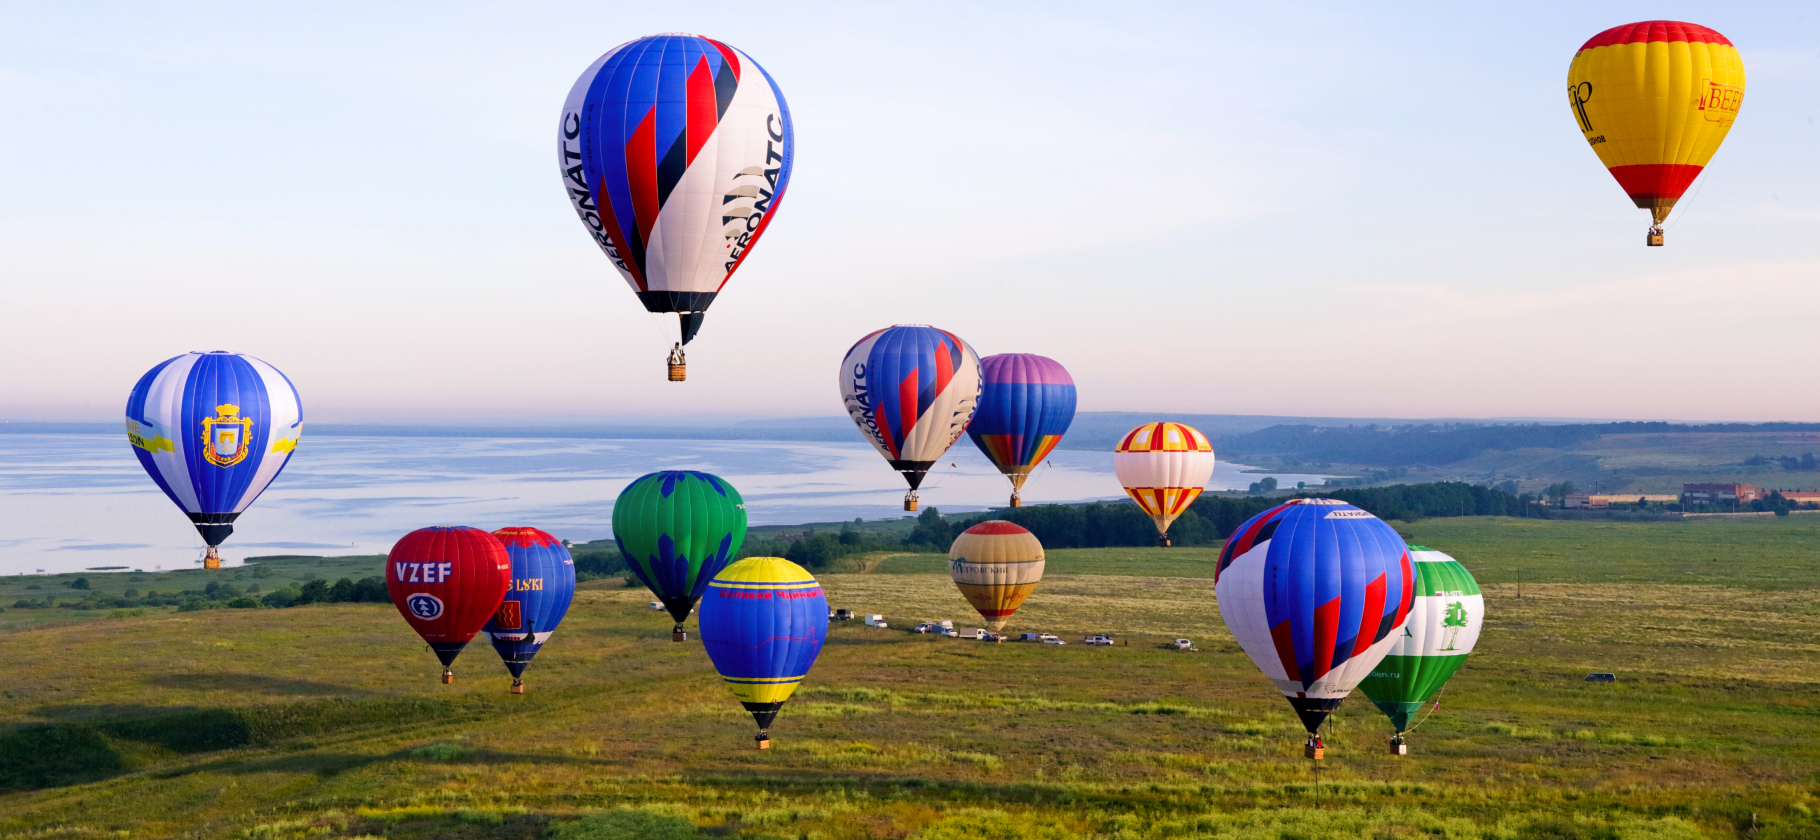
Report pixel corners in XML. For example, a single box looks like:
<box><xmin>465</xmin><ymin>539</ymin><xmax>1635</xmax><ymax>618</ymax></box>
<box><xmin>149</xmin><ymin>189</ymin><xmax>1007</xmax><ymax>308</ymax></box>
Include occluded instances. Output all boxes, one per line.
<box><xmin>1682</xmin><ymin>483</ymin><xmax>1758</xmax><ymax>504</ymax></box>
<box><xmin>1564</xmin><ymin>493</ymin><xmax>1678</xmax><ymax>509</ymax></box>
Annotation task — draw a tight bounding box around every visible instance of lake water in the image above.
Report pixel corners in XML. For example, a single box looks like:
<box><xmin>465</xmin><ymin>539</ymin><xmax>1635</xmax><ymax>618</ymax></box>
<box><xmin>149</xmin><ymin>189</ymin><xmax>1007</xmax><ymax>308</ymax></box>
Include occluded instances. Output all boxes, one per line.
<box><xmin>0</xmin><ymin>434</ymin><xmax>1332</xmax><ymax>575</ymax></box>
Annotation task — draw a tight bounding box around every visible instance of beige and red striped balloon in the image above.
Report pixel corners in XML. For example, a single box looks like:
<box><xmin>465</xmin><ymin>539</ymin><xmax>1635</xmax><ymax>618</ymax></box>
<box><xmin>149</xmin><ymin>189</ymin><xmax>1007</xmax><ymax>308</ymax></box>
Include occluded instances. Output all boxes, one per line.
<box><xmin>948</xmin><ymin>521</ymin><xmax>1045</xmax><ymax>631</ymax></box>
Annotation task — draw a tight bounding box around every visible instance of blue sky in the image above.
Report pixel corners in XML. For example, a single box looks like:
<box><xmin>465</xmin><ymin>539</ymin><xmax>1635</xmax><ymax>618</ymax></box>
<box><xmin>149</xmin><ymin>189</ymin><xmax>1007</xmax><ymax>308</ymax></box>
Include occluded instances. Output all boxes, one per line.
<box><xmin>1</xmin><ymin>1</ymin><xmax>1815</xmax><ymax>423</ymax></box>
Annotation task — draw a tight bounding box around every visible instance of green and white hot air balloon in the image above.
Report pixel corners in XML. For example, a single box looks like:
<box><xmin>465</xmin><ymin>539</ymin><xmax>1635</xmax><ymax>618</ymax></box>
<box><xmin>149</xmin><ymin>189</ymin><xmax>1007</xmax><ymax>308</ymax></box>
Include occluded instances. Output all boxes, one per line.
<box><xmin>1357</xmin><ymin>545</ymin><xmax>1484</xmax><ymax>754</ymax></box>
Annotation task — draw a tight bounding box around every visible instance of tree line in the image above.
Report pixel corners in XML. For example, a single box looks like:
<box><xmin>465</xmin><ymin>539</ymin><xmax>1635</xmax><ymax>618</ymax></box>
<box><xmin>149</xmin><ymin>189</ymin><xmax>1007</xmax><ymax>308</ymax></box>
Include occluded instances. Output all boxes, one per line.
<box><xmin>1220</xmin><ymin>422</ymin><xmax>1820</xmax><ymax>469</ymax></box>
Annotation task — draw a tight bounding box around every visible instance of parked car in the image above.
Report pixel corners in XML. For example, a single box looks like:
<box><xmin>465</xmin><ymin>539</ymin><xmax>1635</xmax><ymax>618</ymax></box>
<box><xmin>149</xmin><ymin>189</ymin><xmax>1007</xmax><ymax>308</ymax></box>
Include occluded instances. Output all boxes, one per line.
<box><xmin>1084</xmin><ymin>634</ymin><xmax>1114</xmax><ymax>646</ymax></box>
<box><xmin>1038</xmin><ymin>633</ymin><xmax>1060</xmax><ymax>643</ymax></box>
<box><xmin>913</xmin><ymin>622</ymin><xmax>936</xmax><ymax>634</ymax></box>
<box><xmin>1042</xmin><ymin>636</ymin><xmax>1066</xmax><ymax>645</ymax></box>
<box><xmin>1174</xmin><ymin>638</ymin><xmax>1196</xmax><ymax>651</ymax></box>
<box><xmin>865</xmin><ymin>614</ymin><xmax>888</xmax><ymax>628</ymax></box>
<box><xmin>834</xmin><ymin>609</ymin><xmax>855</xmax><ymax>621</ymax></box>
<box><xmin>648</xmin><ymin>601</ymin><xmax>664</xmax><ymax>611</ymax></box>
<box><xmin>937</xmin><ymin>625</ymin><xmax>961</xmax><ymax>637</ymax></box>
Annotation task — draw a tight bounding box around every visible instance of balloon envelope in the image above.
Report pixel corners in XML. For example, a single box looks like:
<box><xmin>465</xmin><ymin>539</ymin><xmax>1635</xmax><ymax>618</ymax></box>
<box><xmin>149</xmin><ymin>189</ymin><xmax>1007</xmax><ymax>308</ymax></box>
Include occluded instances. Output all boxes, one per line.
<box><xmin>1214</xmin><ymin>499</ymin><xmax>1414</xmax><ymax>734</ymax></box>
<box><xmin>838</xmin><ymin>325</ymin><xmax>982</xmax><ymax>493</ymax></box>
<box><xmin>483</xmin><ymin>527</ymin><xmax>578</xmax><ymax>682</ymax></box>
<box><xmin>698</xmin><ymin>557</ymin><xmax>828</xmax><ymax>733</ymax></box>
<box><xmin>1358</xmin><ymin>546</ymin><xmax>1483</xmax><ymax>733</ymax></box>
<box><xmin>387</xmin><ymin>527</ymin><xmax>513</xmax><ymax>670</ymax></box>
<box><xmin>559</xmin><ymin>33</ymin><xmax>794</xmax><ymax>346</ymax></box>
<box><xmin>1113</xmin><ymin>423</ymin><xmax>1215</xmax><ymax>538</ymax></box>
<box><xmin>125</xmin><ymin>351</ymin><xmax>303</xmax><ymax>550</ymax></box>
<box><xmin>613</xmin><ymin>471</ymin><xmax>748</xmax><ymax>628</ymax></box>
<box><xmin>967</xmin><ymin>354</ymin><xmax>1076</xmax><ymax>502</ymax></box>
<box><xmin>1567</xmin><ymin>21</ymin><xmax>1744</xmax><ymax>227</ymax></box>
<box><xmin>948</xmin><ymin>521</ymin><xmax>1046</xmax><ymax>631</ymax></box>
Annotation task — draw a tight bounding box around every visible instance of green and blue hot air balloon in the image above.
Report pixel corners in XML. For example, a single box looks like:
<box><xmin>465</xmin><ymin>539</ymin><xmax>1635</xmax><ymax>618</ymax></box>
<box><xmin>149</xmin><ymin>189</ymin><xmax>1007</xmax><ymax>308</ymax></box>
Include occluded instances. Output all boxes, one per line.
<box><xmin>612</xmin><ymin>471</ymin><xmax>748</xmax><ymax>641</ymax></box>
<box><xmin>1357</xmin><ymin>545</ymin><xmax>1484</xmax><ymax>753</ymax></box>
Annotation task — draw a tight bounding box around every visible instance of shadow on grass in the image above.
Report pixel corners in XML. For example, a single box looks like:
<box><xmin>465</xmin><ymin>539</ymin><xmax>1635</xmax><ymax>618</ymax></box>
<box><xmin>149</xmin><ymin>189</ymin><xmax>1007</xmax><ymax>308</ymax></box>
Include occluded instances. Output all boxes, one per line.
<box><xmin>144</xmin><ymin>672</ymin><xmax>373</xmax><ymax>697</ymax></box>
<box><xmin>0</xmin><ymin>696</ymin><xmax>460</xmax><ymax>793</ymax></box>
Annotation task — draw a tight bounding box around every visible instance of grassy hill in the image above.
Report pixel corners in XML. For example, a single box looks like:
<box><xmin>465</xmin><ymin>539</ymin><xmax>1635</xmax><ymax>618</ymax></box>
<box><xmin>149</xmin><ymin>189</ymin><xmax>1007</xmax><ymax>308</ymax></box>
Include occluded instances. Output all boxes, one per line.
<box><xmin>2</xmin><ymin>517</ymin><xmax>1818</xmax><ymax>838</ymax></box>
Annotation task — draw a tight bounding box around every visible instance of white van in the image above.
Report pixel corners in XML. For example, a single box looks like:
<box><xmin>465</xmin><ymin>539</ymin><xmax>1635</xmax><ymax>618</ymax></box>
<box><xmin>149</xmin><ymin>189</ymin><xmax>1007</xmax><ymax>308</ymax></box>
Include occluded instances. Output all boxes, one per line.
<box><xmin>961</xmin><ymin>628</ymin><xmax>987</xmax><ymax>640</ymax></box>
<box><xmin>864</xmin><ymin>614</ymin><xmax>888</xmax><ymax>628</ymax></box>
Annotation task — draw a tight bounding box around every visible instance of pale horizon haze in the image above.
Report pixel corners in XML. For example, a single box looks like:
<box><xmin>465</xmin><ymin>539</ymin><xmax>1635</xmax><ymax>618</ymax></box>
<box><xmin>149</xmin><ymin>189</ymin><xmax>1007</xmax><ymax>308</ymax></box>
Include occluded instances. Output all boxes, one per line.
<box><xmin>3</xmin><ymin>2</ymin><xmax>1816</xmax><ymax>424</ymax></box>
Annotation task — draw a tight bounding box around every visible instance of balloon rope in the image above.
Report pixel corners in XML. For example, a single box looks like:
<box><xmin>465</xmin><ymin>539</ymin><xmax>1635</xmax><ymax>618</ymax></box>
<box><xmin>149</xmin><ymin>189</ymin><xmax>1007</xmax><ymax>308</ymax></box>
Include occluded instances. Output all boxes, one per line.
<box><xmin>1403</xmin><ymin>683</ymin><xmax>1450</xmax><ymax>734</ymax></box>
<box><xmin>1664</xmin><ymin>170</ymin><xmax>1712</xmax><ymax>232</ymax></box>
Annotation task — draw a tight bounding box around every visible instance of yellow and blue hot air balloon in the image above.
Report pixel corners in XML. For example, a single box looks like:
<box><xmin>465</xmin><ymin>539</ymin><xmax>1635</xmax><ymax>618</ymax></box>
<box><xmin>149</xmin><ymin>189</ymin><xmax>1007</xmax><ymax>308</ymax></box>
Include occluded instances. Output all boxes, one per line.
<box><xmin>125</xmin><ymin>351</ymin><xmax>303</xmax><ymax>569</ymax></box>
<box><xmin>967</xmin><ymin>354</ymin><xmax>1076</xmax><ymax>508</ymax></box>
<box><xmin>698</xmin><ymin>557</ymin><xmax>828</xmax><ymax>749</ymax></box>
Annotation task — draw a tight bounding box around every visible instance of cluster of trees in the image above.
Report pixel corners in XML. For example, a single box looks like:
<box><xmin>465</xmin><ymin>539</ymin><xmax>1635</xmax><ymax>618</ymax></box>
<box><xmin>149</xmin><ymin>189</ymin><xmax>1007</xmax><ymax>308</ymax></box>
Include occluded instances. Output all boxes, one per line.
<box><xmin>569</xmin><ymin>545</ymin><xmax>630</xmax><ymax>579</ymax></box>
<box><xmin>1313</xmin><ymin>483</ymin><xmax>1545</xmax><ymax>522</ymax></box>
<box><xmin>1742</xmin><ymin>453</ymin><xmax>1818</xmax><ymax>471</ymax></box>
<box><xmin>705</xmin><ymin>480</ymin><xmax>1553</xmax><ymax>571</ymax></box>
<box><xmin>1751</xmin><ymin>491</ymin><xmax>1818</xmax><ymax>516</ymax></box>
<box><xmin>10</xmin><ymin>576</ymin><xmax>389</xmax><ymax>612</ymax></box>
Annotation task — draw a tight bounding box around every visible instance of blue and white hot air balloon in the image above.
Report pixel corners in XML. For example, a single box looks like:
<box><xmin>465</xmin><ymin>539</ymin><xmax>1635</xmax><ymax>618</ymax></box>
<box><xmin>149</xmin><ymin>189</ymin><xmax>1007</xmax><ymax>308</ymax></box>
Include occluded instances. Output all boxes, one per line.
<box><xmin>1214</xmin><ymin>498</ymin><xmax>1415</xmax><ymax>759</ymax></box>
<box><xmin>838</xmin><ymin>325</ymin><xmax>982</xmax><ymax>511</ymax></box>
<box><xmin>125</xmin><ymin>351</ymin><xmax>302</xmax><ymax>568</ymax></box>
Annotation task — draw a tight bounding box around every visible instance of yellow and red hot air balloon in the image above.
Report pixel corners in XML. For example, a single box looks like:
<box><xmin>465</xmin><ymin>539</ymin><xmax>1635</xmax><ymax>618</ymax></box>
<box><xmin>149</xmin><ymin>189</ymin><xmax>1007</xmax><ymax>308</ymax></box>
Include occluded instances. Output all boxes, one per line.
<box><xmin>1567</xmin><ymin>21</ymin><xmax>1744</xmax><ymax>245</ymax></box>
<box><xmin>1114</xmin><ymin>423</ymin><xmax>1215</xmax><ymax>547</ymax></box>
<box><xmin>948</xmin><ymin>521</ymin><xmax>1045</xmax><ymax>633</ymax></box>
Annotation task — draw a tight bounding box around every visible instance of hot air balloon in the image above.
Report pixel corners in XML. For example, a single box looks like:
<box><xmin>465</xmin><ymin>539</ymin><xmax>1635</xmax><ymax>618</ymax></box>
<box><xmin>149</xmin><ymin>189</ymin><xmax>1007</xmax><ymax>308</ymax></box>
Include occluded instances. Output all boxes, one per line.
<box><xmin>949</xmin><ymin>521</ymin><xmax>1045</xmax><ymax>633</ymax></box>
<box><xmin>1114</xmin><ymin>422</ymin><xmax>1215</xmax><ymax>546</ymax></box>
<box><xmin>1214</xmin><ymin>498</ymin><xmax>1414</xmax><ymax>759</ymax></box>
<box><xmin>967</xmin><ymin>354</ymin><xmax>1076</xmax><ymax>508</ymax></box>
<box><xmin>125</xmin><ymin>351</ymin><xmax>303</xmax><ymax>570</ymax></box>
<box><xmin>698</xmin><ymin>556</ymin><xmax>828</xmax><ymax>749</ymax></box>
<box><xmin>1567</xmin><ymin>21</ymin><xmax>1744</xmax><ymax>245</ymax></box>
<box><xmin>559</xmin><ymin>33</ymin><xmax>794</xmax><ymax>379</ymax></box>
<box><xmin>613</xmin><ymin>470</ymin><xmax>748</xmax><ymax>641</ymax></box>
<box><xmin>387</xmin><ymin>526</ymin><xmax>513</xmax><ymax>683</ymax></box>
<box><xmin>483</xmin><ymin>527</ymin><xmax>577</xmax><ymax>693</ymax></box>
<box><xmin>1358</xmin><ymin>545</ymin><xmax>1483</xmax><ymax>754</ymax></box>
<box><xmin>838</xmin><ymin>325</ymin><xmax>982</xmax><ymax>511</ymax></box>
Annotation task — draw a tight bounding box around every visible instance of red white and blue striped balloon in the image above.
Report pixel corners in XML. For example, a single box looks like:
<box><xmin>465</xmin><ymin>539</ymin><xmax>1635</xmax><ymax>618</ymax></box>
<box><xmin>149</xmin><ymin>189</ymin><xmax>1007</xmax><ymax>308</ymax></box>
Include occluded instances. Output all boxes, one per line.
<box><xmin>837</xmin><ymin>325</ymin><xmax>982</xmax><ymax>500</ymax></box>
<box><xmin>1214</xmin><ymin>498</ymin><xmax>1414</xmax><ymax>735</ymax></box>
<box><xmin>124</xmin><ymin>351</ymin><xmax>302</xmax><ymax>551</ymax></box>
<box><xmin>558</xmin><ymin>33</ymin><xmax>793</xmax><ymax>347</ymax></box>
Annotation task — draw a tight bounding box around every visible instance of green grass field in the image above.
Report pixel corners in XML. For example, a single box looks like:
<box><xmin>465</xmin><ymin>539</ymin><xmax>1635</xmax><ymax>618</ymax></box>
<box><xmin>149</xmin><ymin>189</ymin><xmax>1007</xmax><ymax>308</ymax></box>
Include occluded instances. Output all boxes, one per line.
<box><xmin>3</xmin><ymin>517</ymin><xmax>1819</xmax><ymax>839</ymax></box>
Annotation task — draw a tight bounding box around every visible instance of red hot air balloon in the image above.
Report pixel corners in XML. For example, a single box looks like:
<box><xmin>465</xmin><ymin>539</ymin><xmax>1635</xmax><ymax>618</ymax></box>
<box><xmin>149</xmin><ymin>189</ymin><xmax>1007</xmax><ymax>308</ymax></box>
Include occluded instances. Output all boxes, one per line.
<box><xmin>387</xmin><ymin>526</ymin><xmax>512</xmax><ymax>683</ymax></box>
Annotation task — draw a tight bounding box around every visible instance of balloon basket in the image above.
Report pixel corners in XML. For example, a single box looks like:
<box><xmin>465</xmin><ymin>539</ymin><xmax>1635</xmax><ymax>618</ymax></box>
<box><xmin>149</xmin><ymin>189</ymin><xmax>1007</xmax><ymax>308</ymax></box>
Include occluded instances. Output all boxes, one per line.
<box><xmin>1157</xmin><ymin>536</ymin><xmax>1172</xmax><ymax>548</ymax></box>
<box><xmin>203</xmin><ymin>546</ymin><xmax>221</xmax><ymax>570</ymax></box>
<box><xmin>1009</xmin><ymin>495</ymin><xmax>1021</xmax><ymax>508</ymax></box>
<box><xmin>672</xmin><ymin>630</ymin><xmax>688</xmax><ymax>642</ymax></box>
<box><xmin>755</xmin><ymin>732</ymin><xmax>770</xmax><ymax>750</ymax></box>
<box><xmin>1647</xmin><ymin>226</ymin><xmax>1664</xmax><ymax>247</ymax></box>
<box><xmin>1389</xmin><ymin>736</ymin><xmax>1406</xmax><ymax>756</ymax></box>
<box><xmin>511</xmin><ymin>679</ymin><xmax>525</xmax><ymax>695</ymax></box>
<box><xmin>442</xmin><ymin>668</ymin><xmax>455</xmax><ymax>685</ymax></box>
<box><xmin>668</xmin><ymin>363</ymin><xmax>687</xmax><ymax>381</ymax></box>
<box><xmin>904</xmin><ymin>495</ymin><xmax>918</xmax><ymax>512</ymax></box>
<box><xmin>1304</xmin><ymin>738</ymin><xmax>1324</xmax><ymax>761</ymax></box>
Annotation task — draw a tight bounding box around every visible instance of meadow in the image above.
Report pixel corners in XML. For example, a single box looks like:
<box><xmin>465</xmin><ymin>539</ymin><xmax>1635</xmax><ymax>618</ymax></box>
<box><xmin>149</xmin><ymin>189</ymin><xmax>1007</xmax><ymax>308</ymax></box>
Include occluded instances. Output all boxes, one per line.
<box><xmin>1</xmin><ymin>516</ymin><xmax>1818</xmax><ymax>839</ymax></box>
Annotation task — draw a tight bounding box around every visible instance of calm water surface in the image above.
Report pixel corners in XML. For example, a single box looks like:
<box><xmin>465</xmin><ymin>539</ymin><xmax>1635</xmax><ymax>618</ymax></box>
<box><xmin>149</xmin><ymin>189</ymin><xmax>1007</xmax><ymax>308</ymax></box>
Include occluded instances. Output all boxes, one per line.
<box><xmin>0</xmin><ymin>434</ymin><xmax>1331</xmax><ymax>575</ymax></box>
